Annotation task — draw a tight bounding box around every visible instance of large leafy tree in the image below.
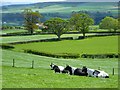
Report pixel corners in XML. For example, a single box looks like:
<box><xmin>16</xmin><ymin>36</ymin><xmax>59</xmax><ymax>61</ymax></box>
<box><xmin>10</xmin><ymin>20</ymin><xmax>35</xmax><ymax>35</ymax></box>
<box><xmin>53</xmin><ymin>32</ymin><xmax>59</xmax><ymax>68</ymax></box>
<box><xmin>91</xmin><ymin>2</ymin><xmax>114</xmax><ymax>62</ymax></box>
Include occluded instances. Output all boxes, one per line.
<box><xmin>69</xmin><ymin>13</ymin><xmax>94</xmax><ymax>38</ymax></box>
<box><xmin>43</xmin><ymin>18</ymin><xmax>68</xmax><ymax>40</ymax></box>
<box><xmin>99</xmin><ymin>16</ymin><xmax>118</xmax><ymax>32</ymax></box>
<box><xmin>23</xmin><ymin>9</ymin><xmax>42</xmax><ymax>34</ymax></box>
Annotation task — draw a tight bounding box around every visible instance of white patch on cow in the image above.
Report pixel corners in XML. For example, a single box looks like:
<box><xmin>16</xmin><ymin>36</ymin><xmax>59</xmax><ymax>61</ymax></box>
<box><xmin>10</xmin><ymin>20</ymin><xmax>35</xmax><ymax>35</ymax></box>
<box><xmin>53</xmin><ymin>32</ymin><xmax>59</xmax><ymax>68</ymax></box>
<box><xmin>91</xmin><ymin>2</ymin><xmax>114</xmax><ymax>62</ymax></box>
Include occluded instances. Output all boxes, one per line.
<box><xmin>97</xmin><ymin>70</ymin><xmax>109</xmax><ymax>78</ymax></box>
<box><xmin>87</xmin><ymin>68</ymin><xmax>95</xmax><ymax>77</ymax></box>
<box><xmin>58</xmin><ymin>66</ymin><xmax>64</xmax><ymax>71</ymax></box>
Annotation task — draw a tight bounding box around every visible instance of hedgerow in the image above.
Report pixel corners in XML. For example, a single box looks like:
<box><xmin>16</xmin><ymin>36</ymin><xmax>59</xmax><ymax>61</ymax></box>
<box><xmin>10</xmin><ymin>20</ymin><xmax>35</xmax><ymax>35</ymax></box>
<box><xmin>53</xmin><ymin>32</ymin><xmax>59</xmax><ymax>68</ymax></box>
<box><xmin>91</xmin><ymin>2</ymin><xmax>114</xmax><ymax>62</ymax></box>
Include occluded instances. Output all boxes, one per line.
<box><xmin>24</xmin><ymin>49</ymin><xmax>80</xmax><ymax>59</ymax></box>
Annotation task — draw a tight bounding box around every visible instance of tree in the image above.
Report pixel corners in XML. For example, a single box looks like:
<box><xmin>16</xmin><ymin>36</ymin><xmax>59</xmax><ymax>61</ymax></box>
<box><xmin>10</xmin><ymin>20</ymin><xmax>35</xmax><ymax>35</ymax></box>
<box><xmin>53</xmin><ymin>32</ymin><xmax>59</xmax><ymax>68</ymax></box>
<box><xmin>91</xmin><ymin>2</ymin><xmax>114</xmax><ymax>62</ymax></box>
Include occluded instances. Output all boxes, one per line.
<box><xmin>43</xmin><ymin>18</ymin><xmax>68</xmax><ymax>40</ymax></box>
<box><xmin>99</xmin><ymin>16</ymin><xmax>118</xmax><ymax>32</ymax></box>
<box><xmin>69</xmin><ymin>13</ymin><xmax>94</xmax><ymax>38</ymax></box>
<box><xmin>23</xmin><ymin>9</ymin><xmax>42</xmax><ymax>34</ymax></box>
<box><xmin>112</xmin><ymin>19</ymin><xmax>118</xmax><ymax>32</ymax></box>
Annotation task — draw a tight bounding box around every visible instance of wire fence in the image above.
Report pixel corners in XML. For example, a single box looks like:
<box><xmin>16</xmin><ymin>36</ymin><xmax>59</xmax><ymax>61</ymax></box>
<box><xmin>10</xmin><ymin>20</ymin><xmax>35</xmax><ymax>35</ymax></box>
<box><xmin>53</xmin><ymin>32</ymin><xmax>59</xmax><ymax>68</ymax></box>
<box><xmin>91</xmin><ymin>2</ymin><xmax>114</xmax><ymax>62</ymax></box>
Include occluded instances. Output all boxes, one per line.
<box><xmin>9</xmin><ymin>59</ymin><xmax>119</xmax><ymax>75</ymax></box>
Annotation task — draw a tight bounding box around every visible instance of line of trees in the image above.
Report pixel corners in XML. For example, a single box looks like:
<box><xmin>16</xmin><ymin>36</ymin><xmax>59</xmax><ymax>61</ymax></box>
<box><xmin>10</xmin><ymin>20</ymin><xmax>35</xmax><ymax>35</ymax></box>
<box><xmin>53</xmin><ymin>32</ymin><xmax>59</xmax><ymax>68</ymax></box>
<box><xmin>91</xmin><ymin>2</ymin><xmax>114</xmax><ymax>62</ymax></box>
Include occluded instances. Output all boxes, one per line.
<box><xmin>23</xmin><ymin>9</ymin><xmax>119</xmax><ymax>40</ymax></box>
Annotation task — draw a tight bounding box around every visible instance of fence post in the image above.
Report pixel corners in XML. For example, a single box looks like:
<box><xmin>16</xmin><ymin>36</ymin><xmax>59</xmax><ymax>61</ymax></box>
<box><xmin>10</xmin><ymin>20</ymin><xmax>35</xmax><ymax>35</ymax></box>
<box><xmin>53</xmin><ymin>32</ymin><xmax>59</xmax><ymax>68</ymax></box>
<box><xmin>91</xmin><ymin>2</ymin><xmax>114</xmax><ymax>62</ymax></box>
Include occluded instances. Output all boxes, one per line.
<box><xmin>32</xmin><ymin>60</ymin><xmax>34</xmax><ymax>69</ymax></box>
<box><xmin>112</xmin><ymin>68</ymin><xmax>114</xmax><ymax>75</ymax></box>
<box><xmin>12</xmin><ymin>59</ymin><xmax>15</xmax><ymax>67</ymax></box>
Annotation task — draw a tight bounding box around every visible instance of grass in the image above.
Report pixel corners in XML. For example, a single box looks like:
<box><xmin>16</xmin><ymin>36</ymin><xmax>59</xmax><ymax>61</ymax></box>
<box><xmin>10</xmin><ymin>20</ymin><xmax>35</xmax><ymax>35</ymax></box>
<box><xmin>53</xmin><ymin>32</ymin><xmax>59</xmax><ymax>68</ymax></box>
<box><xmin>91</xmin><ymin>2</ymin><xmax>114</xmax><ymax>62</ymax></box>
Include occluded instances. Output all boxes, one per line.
<box><xmin>2</xmin><ymin>49</ymin><xmax>118</xmax><ymax>88</ymax></box>
<box><xmin>14</xmin><ymin>36</ymin><xmax>118</xmax><ymax>55</ymax></box>
<box><xmin>1</xmin><ymin>33</ymin><xmax>96</xmax><ymax>44</ymax></box>
<box><xmin>1</xmin><ymin>32</ymin><xmax>119</xmax><ymax>88</ymax></box>
<box><xmin>1</xmin><ymin>34</ymin><xmax>57</xmax><ymax>44</ymax></box>
<box><xmin>0</xmin><ymin>29</ymin><xmax>27</xmax><ymax>35</ymax></box>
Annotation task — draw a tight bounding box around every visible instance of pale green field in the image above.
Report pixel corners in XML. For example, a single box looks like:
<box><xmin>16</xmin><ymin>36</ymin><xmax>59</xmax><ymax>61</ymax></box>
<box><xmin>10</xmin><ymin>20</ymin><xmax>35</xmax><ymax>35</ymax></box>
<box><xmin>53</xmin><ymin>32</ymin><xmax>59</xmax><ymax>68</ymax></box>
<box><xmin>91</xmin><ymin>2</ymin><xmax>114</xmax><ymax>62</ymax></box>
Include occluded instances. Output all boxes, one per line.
<box><xmin>1</xmin><ymin>33</ymin><xmax>96</xmax><ymax>44</ymax></box>
<box><xmin>2</xmin><ymin>49</ymin><xmax>118</xmax><ymax>88</ymax></box>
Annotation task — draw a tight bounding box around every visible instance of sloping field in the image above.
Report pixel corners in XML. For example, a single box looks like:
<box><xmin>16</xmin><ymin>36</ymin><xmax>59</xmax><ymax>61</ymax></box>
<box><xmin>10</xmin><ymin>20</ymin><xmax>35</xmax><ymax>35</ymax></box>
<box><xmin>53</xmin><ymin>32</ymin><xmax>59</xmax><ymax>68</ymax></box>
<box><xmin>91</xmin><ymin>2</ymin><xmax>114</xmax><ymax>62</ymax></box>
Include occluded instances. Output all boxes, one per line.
<box><xmin>14</xmin><ymin>36</ymin><xmax>118</xmax><ymax>55</ymax></box>
<box><xmin>2</xmin><ymin>49</ymin><xmax>118</xmax><ymax>88</ymax></box>
<box><xmin>1</xmin><ymin>33</ymin><xmax>96</xmax><ymax>44</ymax></box>
<box><xmin>2</xmin><ymin>2</ymin><xmax>118</xmax><ymax>14</ymax></box>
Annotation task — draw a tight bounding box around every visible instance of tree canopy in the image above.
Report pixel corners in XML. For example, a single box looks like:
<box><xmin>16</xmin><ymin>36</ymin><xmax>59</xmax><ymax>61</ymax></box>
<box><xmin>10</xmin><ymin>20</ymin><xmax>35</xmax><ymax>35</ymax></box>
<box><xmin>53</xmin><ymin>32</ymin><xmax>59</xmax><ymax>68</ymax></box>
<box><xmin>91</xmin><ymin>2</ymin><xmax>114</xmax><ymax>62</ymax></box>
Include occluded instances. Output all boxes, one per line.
<box><xmin>99</xmin><ymin>16</ymin><xmax>118</xmax><ymax>32</ymax></box>
<box><xmin>23</xmin><ymin>9</ymin><xmax>42</xmax><ymax>34</ymax></box>
<box><xmin>43</xmin><ymin>17</ymin><xmax>68</xmax><ymax>40</ymax></box>
<box><xmin>69</xmin><ymin>13</ymin><xmax>94</xmax><ymax>38</ymax></box>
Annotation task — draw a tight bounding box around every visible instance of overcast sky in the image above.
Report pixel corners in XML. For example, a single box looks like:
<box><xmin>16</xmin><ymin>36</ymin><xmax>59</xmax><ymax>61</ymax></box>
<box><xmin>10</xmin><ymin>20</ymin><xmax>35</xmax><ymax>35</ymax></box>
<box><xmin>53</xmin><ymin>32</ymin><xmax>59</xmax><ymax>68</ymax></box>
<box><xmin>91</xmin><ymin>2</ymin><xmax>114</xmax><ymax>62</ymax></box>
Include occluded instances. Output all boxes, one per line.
<box><xmin>2</xmin><ymin>0</ymin><xmax>119</xmax><ymax>3</ymax></box>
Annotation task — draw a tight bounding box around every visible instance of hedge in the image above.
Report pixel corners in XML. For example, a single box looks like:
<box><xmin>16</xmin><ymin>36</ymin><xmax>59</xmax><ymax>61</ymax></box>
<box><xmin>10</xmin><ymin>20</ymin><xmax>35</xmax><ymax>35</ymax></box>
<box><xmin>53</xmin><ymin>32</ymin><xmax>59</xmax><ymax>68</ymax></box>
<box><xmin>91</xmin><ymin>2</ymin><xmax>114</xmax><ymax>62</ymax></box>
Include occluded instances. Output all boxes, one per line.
<box><xmin>81</xmin><ymin>54</ymin><xmax>119</xmax><ymax>58</ymax></box>
<box><xmin>0</xmin><ymin>44</ymin><xmax>14</xmax><ymax>49</ymax></box>
<box><xmin>7</xmin><ymin>37</ymin><xmax>73</xmax><ymax>45</ymax></box>
<box><xmin>78</xmin><ymin>33</ymin><xmax>120</xmax><ymax>39</ymax></box>
<box><xmin>24</xmin><ymin>49</ymin><xmax>80</xmax><ymax>59</ymax></box>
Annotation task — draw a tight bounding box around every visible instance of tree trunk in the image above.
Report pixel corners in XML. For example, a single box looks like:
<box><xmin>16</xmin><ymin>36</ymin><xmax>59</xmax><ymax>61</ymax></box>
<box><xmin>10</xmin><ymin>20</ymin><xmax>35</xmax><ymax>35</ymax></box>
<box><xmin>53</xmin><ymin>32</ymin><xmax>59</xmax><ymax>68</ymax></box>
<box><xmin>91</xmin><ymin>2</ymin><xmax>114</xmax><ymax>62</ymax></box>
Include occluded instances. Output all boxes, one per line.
<box><xmin>114</xmin><ymin>29</ymin><xmax>116</xmax><ymax>33</ymax></box>
<box><xmin>83</xmin><ymin>32</ymin><xmax>85</xmax><ymax>39</ymax></box>
<box><xmin>29</xmin><ymin>29</ymin><xmax>33</xmax><ymax>34</ymax></box>
<box><xmin>57</xmin><ymin>35</ymin><xmax>61</xmax><ymax>41</ymax></box>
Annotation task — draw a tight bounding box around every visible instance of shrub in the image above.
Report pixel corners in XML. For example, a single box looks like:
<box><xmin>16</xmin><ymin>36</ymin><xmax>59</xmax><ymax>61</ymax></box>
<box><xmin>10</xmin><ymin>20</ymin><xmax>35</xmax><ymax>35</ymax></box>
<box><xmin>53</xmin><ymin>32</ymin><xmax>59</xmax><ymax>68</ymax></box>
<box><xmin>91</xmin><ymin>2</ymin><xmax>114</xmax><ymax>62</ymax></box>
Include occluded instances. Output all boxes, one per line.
<box><xmin>0</xmin><ymin>44</ymin><xmax>14</xmax><ymax>49</ymax></box>
<box><xmin>24</xmin><ymin>49</ymin><xmax>80</xmax><ymax>59</ymax></box>
<box><xmin>81</xmin><ymin>54</ymin><xmax>118</xmax><ymax>58</ymax></box>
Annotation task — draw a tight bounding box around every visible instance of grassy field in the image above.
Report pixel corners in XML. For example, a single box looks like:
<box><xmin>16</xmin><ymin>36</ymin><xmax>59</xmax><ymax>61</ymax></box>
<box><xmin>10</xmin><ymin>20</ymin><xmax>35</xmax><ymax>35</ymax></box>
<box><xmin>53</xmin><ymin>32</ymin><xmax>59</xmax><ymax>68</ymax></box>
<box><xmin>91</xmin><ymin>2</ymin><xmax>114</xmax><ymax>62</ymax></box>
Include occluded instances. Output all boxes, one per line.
<box><xmin>1</xmin><ymin>33</ymin><xmax>97</xmax><ymax>44</ymax></box>
<box><xmin>2</xmin><ymin>49</ymin><xmax>118</xmax><ymax>88</ymax></box>
<box><xmin>1</xmin><ymin>30</ymin><xmax>119</xmax><ymax>88</ymax></box>
<box><xmin>0</xmin><ymin>29</ymin><xmax>27</xmax><ymax>35</ymax></box>
<box><xmin>14</xmin><ymin>36</ymin><xmax>118</xmax><ymax>55</ymax></box>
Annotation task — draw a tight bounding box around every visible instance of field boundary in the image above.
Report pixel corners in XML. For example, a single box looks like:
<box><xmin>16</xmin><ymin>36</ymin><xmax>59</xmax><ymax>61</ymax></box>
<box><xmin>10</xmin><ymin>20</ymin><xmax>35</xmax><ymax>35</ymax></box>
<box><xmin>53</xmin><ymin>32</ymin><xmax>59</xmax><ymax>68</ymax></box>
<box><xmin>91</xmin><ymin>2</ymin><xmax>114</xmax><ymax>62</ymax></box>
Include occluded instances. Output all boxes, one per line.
<box><xmin>2</xmin><ymin>33</ymin><xmax>119</xmax><ymax>45</ymax></box>
<box><xmin>24</xmin><ymin>49</ymin><xmax>80</xmax><ymax>59</ymax></box>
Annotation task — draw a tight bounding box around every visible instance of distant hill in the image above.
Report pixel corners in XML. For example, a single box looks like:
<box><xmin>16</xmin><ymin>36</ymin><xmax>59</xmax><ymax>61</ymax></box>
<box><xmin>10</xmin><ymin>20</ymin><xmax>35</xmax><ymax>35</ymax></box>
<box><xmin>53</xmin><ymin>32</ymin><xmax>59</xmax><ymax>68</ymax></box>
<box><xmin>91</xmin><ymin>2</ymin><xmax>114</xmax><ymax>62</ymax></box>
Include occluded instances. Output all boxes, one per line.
<box><xmin>2</xmin><ymin>2</ymin><xmax>118</xmax><ymax>26</ymax></box>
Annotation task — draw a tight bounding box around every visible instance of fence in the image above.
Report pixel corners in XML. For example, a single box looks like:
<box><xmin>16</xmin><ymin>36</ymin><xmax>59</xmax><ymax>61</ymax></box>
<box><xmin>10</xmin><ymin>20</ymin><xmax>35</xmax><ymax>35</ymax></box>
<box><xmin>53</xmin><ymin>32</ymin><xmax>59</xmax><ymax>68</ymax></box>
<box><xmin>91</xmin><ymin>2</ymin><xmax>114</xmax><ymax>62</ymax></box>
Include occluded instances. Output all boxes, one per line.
<box><xmin>11</xmin><ymin>59</ymin><xmax>117</xmax><ymax>75</ymax></box>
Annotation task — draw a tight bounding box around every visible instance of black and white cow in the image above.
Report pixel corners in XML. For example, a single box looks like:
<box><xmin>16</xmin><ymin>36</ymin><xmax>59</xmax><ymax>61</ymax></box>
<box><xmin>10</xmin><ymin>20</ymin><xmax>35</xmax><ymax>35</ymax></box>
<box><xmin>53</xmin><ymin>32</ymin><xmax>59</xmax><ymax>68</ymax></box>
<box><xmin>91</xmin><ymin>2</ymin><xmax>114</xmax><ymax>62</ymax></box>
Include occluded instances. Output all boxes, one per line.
<box><xmin>50</xmin><ymin>63</ymin><xmax>68</xmax><ymax>73</ymax></box>
<box><xmin>64</xmin><ymin>65</ymin><xmax>88</xmax><ymax>76</ymax></box>
<box><xmin>82</xmin><ymin>66</ymin><xmax>109</xmax><ymax>78</ymax></box>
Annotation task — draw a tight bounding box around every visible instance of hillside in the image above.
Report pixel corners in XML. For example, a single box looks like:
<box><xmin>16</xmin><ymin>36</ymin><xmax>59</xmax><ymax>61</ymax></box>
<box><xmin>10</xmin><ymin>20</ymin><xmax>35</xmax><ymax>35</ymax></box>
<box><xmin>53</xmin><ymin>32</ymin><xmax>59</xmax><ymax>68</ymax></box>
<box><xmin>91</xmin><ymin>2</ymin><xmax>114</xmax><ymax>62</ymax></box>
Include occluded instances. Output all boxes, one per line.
<box><xmin>2</xmin><ymin>2</ymin><xmax>118</xmax><ymax>25</ymax></box>
<box><xmin>2</xmin><ymin>2</ymin><xmax>118</xmax><ymax>13</ymax></box>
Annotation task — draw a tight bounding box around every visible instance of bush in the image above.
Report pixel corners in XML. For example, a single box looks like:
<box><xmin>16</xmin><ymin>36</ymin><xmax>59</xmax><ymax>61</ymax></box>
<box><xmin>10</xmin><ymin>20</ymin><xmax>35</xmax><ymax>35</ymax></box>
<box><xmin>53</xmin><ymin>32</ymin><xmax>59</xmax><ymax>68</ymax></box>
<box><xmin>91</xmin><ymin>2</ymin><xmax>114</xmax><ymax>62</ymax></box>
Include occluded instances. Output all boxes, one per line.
<box><xmin>0</xmin><ymin>44</ymin><xmax>14</xmax><ymax>49</ymax></box>
<box><xmin>81</xmin><ymin>54</ymin><xmax>118</xmax><ymax>58</ymax></box>
<box><xmin>24</xmin><ymin>49</ymin><xmax>80</xmax><ymax>59</ymax></box>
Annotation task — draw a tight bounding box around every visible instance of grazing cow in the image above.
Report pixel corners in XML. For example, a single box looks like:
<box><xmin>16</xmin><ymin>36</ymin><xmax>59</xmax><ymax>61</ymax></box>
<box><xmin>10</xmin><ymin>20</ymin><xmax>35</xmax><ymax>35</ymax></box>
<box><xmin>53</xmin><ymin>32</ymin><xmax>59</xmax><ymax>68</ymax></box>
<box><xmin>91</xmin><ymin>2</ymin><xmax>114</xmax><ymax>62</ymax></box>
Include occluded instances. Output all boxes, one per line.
<box><xmin>82</xmin><ymin>66</ymin><xmax>109</xmax><ymax>78</ymax></box>
<box><xmin>50</xmin><ymin>63</ymin><xmax>68</xmax><ymax>73</ymax></box>
<box><xmin>64</xmin><ymin>65</ymin><xmax>88</xmax><ymax>76</ymax></box>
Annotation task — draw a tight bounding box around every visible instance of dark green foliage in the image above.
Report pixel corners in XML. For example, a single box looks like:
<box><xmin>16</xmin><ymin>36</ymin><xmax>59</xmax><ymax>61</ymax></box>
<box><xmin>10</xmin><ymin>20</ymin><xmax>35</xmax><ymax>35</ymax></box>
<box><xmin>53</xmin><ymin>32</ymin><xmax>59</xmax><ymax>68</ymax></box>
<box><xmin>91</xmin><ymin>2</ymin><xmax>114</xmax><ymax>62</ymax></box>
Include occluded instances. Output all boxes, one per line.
<box><xmin>69</xmin><ymin>13</ymin><xmax>94</xmax><ymax>38</ymax></box>
<box><xmin>78</xmin><ymin>33</ymin><xmax>120</xmax><ymax>39</ymax></box>
<box><xmin>0</xmin><ymin>44</ymin><xmax>14</xmax><ymax>49</ymax></box>
<box><xmin>99</xmin><ymin>16</ymin><xmax>119</xmax><ymax>32</ymax></box>
<box><xmin>24</xmin><ymin>49</ymin><xmax>80</xmax><ymax>59</ymax></box>
<box><xmin>81</xmin><ymin>54</ymin><xmax>119</xmax><ymax>58</ymax></box>
<box><xmin>2</xmin><ymin>25</ymin><xmax>14</xmax><ymax>30</ymax></box>
<box><xmin>43</xmin><ymin>17</ymin><xmax>69</xmax><ymax>40</ymax></box>
<box><xmin>23</xmin><ymin>9</ymin><xmax>42</xmax><ymax>34</ymax></box>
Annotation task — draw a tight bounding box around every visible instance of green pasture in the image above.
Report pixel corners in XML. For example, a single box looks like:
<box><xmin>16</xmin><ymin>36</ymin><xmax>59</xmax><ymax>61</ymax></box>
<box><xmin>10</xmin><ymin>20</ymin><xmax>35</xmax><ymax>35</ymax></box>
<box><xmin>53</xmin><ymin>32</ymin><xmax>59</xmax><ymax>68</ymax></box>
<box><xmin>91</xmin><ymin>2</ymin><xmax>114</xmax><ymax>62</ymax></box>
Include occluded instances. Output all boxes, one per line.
<box><xmin>0</xmin><ymin>29</ymin><xmax>27</xmax><ymax>35</ymax></box>
<box><xmin>1</xmin><ymin>34</ymin><xmax>56</xmax><ymax>44</ymax></box>
<box><xmin>1</xmin><ymin>33</ymin><xmax>96</xmax><ymax>44</ymax></box>
<box><xmin>14</xmin><ymin>36</ymin><xmax>118</xmax><ymax>55</ymax></box>
<box><xmin>2</xmin><ymin>49</ymin><xmax>118</xmax><ymax>88</ymax></box>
